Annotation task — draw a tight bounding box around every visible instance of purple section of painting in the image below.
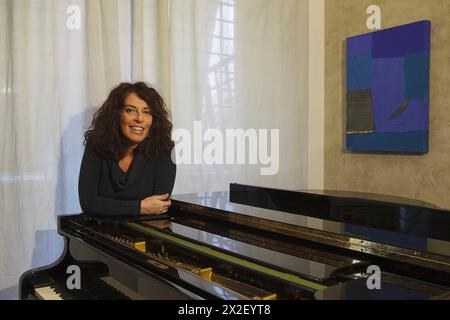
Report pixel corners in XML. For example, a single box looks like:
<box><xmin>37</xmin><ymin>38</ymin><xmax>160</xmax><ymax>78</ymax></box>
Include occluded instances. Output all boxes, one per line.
<box><xmin>372</xmin><ymin>22</ymin><xmax>429</xmax><ymax>58</ymax></box>
<box><xmin>372</xmin><ymin>57</ymin><xmax>427</xmax><ymax>132</ymax></box>
<box><xmin>347</xmin><ymin>34</ymin><xmax>372</xmax><ymax>57</ymax></box>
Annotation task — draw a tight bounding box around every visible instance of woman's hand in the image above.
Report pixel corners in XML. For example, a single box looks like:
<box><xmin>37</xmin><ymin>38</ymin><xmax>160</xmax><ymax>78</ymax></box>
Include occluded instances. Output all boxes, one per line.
<box><xmin>140</xmin><ymin>194</ymin><xmax>172</xmax><ymax>215</ymax></box>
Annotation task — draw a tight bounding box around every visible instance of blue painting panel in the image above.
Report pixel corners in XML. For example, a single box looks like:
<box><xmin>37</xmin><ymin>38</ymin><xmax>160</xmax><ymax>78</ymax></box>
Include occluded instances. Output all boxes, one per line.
<box><xmin>347</xmin><ymin>33</ymin><xmax>372</xmax><ymax>57</ymax></box>
<box><xmin>346</xmin><ymin>131</ymin><xmax>429</xmax><ymax>154</ymax></box>
<box><xmin>347</xmin><ymin>54</ymin><xmax>373</xmax><ymax>91</ymax></box>
<box><xmin>346</xmin><ymin>20</ymin><xmax>430</xmax><ymax>154</ymax></box>
<box><xmin>372</xmin><ymin>57</ymin><xmax>406</xmax><ymax>131</ymax></box>
<box><xmin>405</xmin><ymin>51</ymin><xmax>430</xmax><ymax>101</ymax></box>
<box><xmin>372</xmin><ymin>21</ymin><xmax>431</xmax><ymax>58</ymax></box>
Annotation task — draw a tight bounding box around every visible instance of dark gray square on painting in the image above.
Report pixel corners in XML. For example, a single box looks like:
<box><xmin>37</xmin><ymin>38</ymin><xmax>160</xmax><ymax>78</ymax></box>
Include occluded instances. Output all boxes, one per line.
<box><xmin>346</xmin><ymin>89</ymin><xmax>374</xmax><ymax>134</ymax></box>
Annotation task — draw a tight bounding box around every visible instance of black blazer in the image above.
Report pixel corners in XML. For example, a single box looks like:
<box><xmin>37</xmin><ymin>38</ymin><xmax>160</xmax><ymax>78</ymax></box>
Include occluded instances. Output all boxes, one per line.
<box><xmin>78</xmin><ymin>142</ymin><xmax>176</xmax><ymax>216</ymax></box>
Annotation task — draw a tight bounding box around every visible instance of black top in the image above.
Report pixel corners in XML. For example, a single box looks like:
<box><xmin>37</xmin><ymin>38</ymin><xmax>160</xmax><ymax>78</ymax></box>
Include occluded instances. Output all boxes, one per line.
<box><xmin>78</xmin><ymin>142</ymin><xmax>176</xmax><ymax>216</ymax></box>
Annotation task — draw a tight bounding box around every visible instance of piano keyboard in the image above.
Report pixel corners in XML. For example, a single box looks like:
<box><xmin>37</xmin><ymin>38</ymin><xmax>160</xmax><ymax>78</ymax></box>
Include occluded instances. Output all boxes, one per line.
<box><xmin>34</xmin><ymin>276</ymin><xmax>144</xmax><ymax>300</ymax></box>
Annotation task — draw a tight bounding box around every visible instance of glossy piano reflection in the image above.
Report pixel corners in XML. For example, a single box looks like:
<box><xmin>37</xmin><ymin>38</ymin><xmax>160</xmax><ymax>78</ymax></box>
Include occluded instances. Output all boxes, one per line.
<box><xmin>20</xmin><ymin>184</ymin><xmax>450</xmax><ymax>300</ymax></box>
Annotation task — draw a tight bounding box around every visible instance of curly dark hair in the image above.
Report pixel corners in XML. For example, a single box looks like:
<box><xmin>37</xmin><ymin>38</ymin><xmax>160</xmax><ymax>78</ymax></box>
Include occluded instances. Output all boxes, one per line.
<box><xmin>84</xmin><ymin>82</ymin><xmax>174</xmax><ymax>160</ymax></box>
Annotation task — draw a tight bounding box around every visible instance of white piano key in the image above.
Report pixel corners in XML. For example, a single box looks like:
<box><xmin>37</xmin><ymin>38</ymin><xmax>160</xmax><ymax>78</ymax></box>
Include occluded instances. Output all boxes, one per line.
<box><xmin>35</xmin><ymin>286</ymin><xmax>63</xmax><ymax>300</ymax></box>
<box><xmin>34</xmin><ymin>276</ymin><xmax>143</xmax><ymax>300</ymax></box>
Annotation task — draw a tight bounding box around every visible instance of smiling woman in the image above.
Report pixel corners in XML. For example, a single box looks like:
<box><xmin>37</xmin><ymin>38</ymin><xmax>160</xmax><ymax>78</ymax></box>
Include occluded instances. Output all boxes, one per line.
<box><xmin>121</xmin><ymin>93</ymin><xmax>153</xmax><ymax>146</ymax></box>
<box><xmin>79</xmin><ymin>82</ymin><xmax>176</xmax><ymax>217</ymax></box>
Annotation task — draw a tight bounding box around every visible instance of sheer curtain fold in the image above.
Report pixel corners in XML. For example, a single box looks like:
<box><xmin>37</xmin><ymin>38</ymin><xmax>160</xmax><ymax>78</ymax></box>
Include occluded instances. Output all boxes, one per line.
<box><xmin>0</xmin><ymin>0</ymin><xmax>309</xmax><ymax>299</ymax></box>
<box><xmin>86</xmin><ymin>0</ymin><xmax>132</xmax><ymax>105</ymax></box>
<box><xmin>133</xmin><ymin>0</ymin><xmax>171</xmax><ymax>101</ymax></box>
<box><xmin>234</xmin><ymin>0</ymin><xmax>309</xmax><ymax>188</ymax></box>
<box><xmin>133</xmin><ymin>0</ymin><xmax>309</xmax><ymax>193</ymax></box>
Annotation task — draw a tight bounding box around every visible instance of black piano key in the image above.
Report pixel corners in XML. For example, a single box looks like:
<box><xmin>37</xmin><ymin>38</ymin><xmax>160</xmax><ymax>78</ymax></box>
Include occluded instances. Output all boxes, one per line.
<box><xmin>85</xmin><ymin>283</ymin><xmax>111</xmax><ymax>295</ymax></box>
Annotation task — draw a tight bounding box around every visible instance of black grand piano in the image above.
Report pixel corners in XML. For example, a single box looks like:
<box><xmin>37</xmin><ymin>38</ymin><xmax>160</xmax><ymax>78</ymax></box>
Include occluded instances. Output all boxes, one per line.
<box><xmin>20</xmin><ymin>184</ymin><xmax>450</xmax><ymax>300</ymax></box>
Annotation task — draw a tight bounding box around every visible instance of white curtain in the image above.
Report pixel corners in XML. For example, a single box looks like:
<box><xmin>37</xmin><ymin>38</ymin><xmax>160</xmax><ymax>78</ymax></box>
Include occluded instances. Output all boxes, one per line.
<box><xmin>134</xmin><ymin>0</ymin><xmax>309</xmax><ymax>193</ymax></box>
<box><xmin>0</xmin><ymin>0</ymin><xmax>132</xmax><ymax>299</ymax></box>
<box><xmin>0</xmin><ymin>0</ymin><xmax>309</xmax><ymax>299</ymax></box>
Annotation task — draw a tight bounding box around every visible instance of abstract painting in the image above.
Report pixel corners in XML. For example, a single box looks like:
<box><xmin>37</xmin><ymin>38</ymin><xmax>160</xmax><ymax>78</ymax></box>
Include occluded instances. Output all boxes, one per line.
<box><xmin>346</xmin><ymin>20</ymin><xmax>431</xmax><ymax>154</ymax></box>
